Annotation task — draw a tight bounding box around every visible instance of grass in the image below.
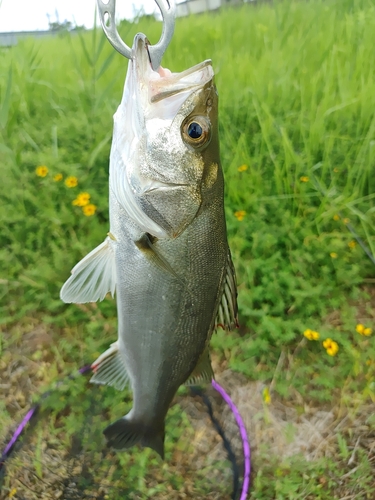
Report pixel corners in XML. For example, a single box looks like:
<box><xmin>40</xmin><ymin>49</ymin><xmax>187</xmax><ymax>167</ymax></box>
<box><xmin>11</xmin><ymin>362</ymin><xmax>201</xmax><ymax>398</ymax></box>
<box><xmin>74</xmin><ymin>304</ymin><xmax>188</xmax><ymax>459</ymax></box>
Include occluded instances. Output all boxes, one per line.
<box><xmin>1</xmin><ymin>0</ymin><xmax>375</xmax><ymax>498</ymax></box>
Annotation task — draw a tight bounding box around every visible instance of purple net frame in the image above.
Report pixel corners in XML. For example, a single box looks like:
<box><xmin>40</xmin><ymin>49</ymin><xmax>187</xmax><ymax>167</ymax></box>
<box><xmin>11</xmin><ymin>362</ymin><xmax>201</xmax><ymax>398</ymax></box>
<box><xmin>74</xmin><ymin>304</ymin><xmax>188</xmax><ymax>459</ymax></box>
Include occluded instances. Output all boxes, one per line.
<box><xmin>211</xmin><ymin>380</ymin><xmax>251</xmax><ymax>499</ymax></box>
<box><xmin>0</xmin><ymin>366</ymin><xmax>250</xmax><ymax>498</ymax></box>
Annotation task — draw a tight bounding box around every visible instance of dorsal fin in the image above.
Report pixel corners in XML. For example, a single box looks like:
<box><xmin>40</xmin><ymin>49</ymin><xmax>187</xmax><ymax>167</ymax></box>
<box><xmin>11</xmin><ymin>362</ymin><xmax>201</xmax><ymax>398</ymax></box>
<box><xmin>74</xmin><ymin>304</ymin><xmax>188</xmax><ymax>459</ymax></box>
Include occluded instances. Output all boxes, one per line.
<box><xmin>216</xmin><ymin>252</ymin><xmax>238</xmax><ymax>331</ymax></box>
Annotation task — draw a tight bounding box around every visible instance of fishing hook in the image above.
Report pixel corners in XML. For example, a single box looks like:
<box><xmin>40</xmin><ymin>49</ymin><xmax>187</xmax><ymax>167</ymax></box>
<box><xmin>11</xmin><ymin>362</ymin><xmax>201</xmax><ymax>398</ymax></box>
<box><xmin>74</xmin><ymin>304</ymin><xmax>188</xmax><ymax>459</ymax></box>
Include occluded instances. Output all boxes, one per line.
<box><xmin>96</xmin><ymin>0</ymin><xmax>176</xmax><ymax>70</ymax></box>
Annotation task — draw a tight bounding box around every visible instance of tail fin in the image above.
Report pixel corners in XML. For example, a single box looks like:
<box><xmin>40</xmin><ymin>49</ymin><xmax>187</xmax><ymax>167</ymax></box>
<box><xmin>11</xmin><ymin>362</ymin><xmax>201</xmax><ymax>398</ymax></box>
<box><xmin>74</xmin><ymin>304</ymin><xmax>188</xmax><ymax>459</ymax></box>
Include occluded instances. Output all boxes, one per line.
<box><xmin>142</xmin><ymin>426</ymin><xmax>165</xmax><ymax>459</ymax></box>
<box><xmin>104</xmin><ymin>417</ymin><xmax>165</xmax><ymax>459</ymax></box>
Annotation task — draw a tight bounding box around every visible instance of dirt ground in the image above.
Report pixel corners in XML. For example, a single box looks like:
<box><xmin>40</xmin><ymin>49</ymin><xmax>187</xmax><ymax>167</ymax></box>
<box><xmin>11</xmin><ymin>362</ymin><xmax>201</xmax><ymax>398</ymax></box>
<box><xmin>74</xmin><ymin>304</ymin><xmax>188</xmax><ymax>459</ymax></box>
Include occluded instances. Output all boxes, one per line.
<box><xmin>1</xmin><ymin>319</ymin><xmax>375</xmax><ymax>499</ymax></box>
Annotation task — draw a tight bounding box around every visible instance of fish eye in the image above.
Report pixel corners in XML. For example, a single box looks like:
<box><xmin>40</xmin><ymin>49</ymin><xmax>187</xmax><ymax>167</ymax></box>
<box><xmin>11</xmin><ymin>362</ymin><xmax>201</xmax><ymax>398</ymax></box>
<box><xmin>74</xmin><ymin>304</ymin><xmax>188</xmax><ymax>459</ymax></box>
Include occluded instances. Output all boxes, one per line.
<box><xmin>187</xmin><ymin>122</ymin><xmax>203</xmax><ymax>139</ymax></box>
<box><xmin>182</xmin><ymin>116</ymin><xmax>211</xmax><ymax>148</ymax></box>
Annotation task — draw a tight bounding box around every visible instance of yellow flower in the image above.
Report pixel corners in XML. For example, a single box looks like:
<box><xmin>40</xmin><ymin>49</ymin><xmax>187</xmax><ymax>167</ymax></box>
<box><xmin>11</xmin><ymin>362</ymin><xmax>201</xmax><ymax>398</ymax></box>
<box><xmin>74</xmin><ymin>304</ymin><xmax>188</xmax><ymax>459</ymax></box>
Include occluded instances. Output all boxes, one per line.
<box><xmin>234</xmin><ymin>210</ymin><xmax>246</xmax><ymax>221</ymax></box>
<box><xmin>322</xmin><ymin>338</ymin><xmax>331</xmax><ymax>348</ymax></box>
<box><xmin>65</xmin><ymin>176</ymin><xmax>78</xmax><ymax>188</ymax></box>
<box><xmin>323</xmin><ymin>338</ymin><xmax>339</xmax><ymax>356</ymax></box>
<box><xmin>82</xmin><ymin>203</ymin><xmax>97</xmax><ymax>216</ymax></box>
<box><xmin>300</xmin><ymin>176</ymin><xmax>309</xmax><ymax>182</ymax></box>
<box><xmin>330</xmin><ymin>252</ymin><xmax>338</xmax><ymax>259</ymax></box>
<box><xmin>304</xmin><ymin>328</ymin><xmax>312</xmax><ymax>339</ymax></box>
<box><xmin>348</xmin><ymin>240</ymin><xmax>356</xmax><ymax>249</ymax></box>
<box><xmin>326</xmin><ymin>343</ymin><xmax>339</xmax><ymax>356</ymax></box>
<box><xmin>356</xmin><ymin>324</ymin><xmax>372</xmax><ymax>336</ymax></box>
<box><xmin>333</xmin><ymin>167</ymin><xmax>339</xmax><ymax>173</ymax></box>
<box><xmin>333</xmin><ymin>214</ymin><xmax>340</xmax><ymax>221</ymax></box>
<box><xmin>72</xmin><ymin>192</ymin><xmax>91</xmax><ymax>207</ymax></box>
<box><xmin>304</xmin><ymin>329</ymin><xmax>320</xmax><ymax>340</ymax></box>
<box><xmin>238</xmin><ymin>164</ymin><xmax>248</xmax><ymax>172</ymax></box>
<box><xmin>53</xmin><ymin>173</ymin><xmax>63</xmax><ymax>182</ymax></box>
<box><xmin>356</xmin><ymin>323</ymin><xmax>365</xmax><ymax>334</ymax></box>
<box><xmin>343</xmin><ymin>218</ymin><xmax>350</xmax><ymax>224</ymax></box>
<box><xmin>8</xmin><ymin>489</ymin><xmax>17</xmax><ymax>498</ymax></box>
<box><xmin>35</xmin><ymin>165</ymin><xmax>48</xmax><ymax>177</ymax></box>
<box><xmin>263</xmin><ymin>387</ymin><xmax>271</xmax><ymax>405</ymax></box>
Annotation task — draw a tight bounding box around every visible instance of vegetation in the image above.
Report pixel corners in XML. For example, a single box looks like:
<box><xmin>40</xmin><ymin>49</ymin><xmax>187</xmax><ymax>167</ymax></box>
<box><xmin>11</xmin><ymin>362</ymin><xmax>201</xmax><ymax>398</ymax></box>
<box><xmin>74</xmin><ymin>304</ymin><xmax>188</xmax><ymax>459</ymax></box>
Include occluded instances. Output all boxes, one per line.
<box><xmin>1</xmin><ymin>0</ymin><xmax>374</xmax><ymax>498</ymax></box>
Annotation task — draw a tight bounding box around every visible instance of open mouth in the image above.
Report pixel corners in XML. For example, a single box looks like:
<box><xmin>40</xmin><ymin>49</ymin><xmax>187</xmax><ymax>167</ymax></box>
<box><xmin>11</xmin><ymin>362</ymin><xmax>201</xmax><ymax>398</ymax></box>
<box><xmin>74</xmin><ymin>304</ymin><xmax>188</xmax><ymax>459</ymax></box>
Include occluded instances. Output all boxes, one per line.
<box><xmin>132</xmin><ymin>33</ymin><xmax>214</xmax><ymax>104</ymax></box>
<box><xmin>150</xmin><ymin>60</ymin><xmax>213</xmax><ymax>103</ymax></box>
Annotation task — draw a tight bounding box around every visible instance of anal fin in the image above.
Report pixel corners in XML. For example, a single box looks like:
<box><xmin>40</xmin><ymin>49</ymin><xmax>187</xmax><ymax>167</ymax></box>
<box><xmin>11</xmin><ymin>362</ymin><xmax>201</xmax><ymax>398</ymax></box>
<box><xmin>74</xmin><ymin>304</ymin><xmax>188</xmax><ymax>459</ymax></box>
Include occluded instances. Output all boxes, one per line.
<box><xmin>184</xmin><ymin>347</ymin><xmax>214</xmax><ymax>386</ymax></box>
<box><xmin>60</xmin><ymin>235</ymin><xmax>116</xmax><ymax>303</ymax></box>
<box><xmin>90</xmin><ymin>341</ymin><xmax>129</xmax><ymax>391</ymax></box>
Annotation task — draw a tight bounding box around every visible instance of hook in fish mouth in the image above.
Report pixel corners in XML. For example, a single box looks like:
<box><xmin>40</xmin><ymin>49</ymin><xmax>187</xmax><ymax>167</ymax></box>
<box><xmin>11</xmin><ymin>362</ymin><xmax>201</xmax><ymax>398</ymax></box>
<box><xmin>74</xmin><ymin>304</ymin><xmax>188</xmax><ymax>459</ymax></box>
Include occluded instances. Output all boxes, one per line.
<box><xmin>96</xmin><ymin>0</ymin><xmax>176</xmax><ymax>70</ymax></box>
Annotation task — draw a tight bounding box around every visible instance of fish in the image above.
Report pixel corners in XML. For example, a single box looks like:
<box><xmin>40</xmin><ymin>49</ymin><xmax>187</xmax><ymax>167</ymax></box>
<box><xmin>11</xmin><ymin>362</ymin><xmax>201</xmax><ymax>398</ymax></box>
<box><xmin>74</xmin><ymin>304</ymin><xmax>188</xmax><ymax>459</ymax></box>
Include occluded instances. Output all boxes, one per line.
<box><xmin>60</xmin><ymin>33</ymin><xmax>237</xmax><ymax>459</ymax></box>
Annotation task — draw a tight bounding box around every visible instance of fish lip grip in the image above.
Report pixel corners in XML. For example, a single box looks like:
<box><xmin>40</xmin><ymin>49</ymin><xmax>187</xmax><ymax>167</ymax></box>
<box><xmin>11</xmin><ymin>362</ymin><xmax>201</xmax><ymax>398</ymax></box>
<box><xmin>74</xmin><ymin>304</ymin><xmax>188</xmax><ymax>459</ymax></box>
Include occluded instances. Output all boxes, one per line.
<box><xmin>97</xmin><ymin>0</ymin><xmax>176</xmax><ymax>70</ymax></box>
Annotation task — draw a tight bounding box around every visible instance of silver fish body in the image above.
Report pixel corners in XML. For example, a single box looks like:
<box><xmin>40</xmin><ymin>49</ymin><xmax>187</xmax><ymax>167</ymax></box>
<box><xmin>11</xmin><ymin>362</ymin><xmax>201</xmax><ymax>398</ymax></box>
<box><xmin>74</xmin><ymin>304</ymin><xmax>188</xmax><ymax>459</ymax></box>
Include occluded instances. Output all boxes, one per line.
<box><xmin>60</xmin><ymin>34</ymin><xmax>237</xmax><ymax>458</ymax></box>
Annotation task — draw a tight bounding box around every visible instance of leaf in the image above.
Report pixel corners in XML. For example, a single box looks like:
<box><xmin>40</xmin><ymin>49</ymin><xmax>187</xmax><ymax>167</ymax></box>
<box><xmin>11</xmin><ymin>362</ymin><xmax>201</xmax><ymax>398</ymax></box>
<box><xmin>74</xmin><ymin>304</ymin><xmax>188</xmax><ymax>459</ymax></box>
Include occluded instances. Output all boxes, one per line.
<box><xmin>77</xmin><ymin>29</ymin><xmax>93</xmax><ymax>67</ymax></box>
<box><xmin>87</xmin><ymin>131</ymin><xmax>112</xmax><ymax>168</ymax></box>
<box><xmin>96</xmin><ymin>49</ymin><xmax>117</xmax><ymax>81</ymax></box>
<box><xmin>0</xmin><ymin>65</ymin><xmax>12</xmax><ymax>129</ymax></box>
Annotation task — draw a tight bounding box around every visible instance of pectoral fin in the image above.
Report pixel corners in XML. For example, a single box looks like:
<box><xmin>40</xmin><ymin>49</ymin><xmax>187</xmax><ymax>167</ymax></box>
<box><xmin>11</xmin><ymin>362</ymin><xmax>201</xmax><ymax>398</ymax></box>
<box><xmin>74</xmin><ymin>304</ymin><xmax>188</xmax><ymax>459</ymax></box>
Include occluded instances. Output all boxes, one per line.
<box><xmin>135</xmin><ymin>233</ymin><xmax>181</xmax><ymax>281</ymax></box>
<box><xmin>216</xmin><ymin>252</ymin><xmax>238</xmax><ymax>331</ymax></box>
<box><xmin>184</xmin><ymin>347</ymin><xmax>214</xmax><ymax>386</ymax></box>
<box><xmin>60</xmin><ymin>235</ymin><xmax>116</xmax><ymax>303</ymax></box>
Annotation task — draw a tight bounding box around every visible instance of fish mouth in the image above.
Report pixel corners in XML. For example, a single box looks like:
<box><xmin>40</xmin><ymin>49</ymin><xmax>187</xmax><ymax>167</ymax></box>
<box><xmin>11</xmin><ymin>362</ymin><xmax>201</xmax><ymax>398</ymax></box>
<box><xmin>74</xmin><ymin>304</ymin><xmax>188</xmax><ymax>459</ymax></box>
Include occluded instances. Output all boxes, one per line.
<box><xmin>131</xmin><ymin>33</ymin><xmax>214</xmax><ymax>108</ymax></box>
<box><xmin>150</xmin><ymin>60</ymin><xmax>213</xmax><ymax>103</ymax></box>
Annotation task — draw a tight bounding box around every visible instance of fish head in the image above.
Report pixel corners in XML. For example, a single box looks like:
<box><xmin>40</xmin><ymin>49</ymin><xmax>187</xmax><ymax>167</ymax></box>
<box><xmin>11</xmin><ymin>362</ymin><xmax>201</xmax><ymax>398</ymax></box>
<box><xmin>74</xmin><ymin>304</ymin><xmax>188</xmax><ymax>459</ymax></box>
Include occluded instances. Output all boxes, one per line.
<box><xmin>111</xmin><ymin>33</ymin><xmax>220</xmax><ymax>239</ymax></box>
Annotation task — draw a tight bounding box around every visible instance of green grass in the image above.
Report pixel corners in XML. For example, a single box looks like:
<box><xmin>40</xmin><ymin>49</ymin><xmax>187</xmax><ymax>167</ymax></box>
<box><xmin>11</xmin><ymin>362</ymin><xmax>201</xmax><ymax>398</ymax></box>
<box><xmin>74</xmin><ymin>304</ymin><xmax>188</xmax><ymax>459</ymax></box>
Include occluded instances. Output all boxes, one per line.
<box><xmin>1</xmin><ymin>0</ymin><xmax>375</xmax><ymax>498</ymax></box>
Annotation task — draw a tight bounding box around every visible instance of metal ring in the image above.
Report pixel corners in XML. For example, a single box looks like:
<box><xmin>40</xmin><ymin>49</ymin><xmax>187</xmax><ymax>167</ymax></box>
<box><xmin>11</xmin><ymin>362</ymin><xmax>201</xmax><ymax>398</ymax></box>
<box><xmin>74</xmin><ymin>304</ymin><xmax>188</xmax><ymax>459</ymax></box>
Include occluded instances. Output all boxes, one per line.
<box><xmin>96</xmin><ymin>0</ymin><xmax>175</xmax><ymax>69</ymax></box>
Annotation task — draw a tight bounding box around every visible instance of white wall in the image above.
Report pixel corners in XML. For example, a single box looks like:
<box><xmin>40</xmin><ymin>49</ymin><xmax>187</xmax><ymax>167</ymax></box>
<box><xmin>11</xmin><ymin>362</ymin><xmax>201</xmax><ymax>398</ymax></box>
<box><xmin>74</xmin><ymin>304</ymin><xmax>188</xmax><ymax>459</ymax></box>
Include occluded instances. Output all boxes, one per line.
<box><xmin>176</xmin><ymin>0</ymin><xmax>223</xmax><ymax>17</ymax></box>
